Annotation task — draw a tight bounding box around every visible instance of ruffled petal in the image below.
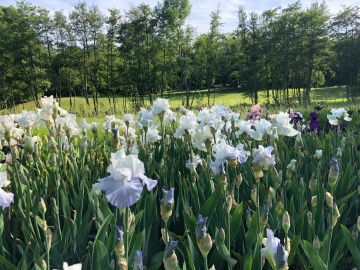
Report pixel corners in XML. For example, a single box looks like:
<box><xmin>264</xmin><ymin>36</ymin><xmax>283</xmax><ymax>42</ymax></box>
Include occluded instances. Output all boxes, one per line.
<box><xmin>139</xmin><ymin>175</ymin><xmax>157</xmax><ymax>191</ymax></box>
<box><xmin>275</xmin><ymin>243</ymin><xmax>287</xmax><ymax>269</ymax></box>
<box><xmin>248</xmin><ymin>129</ymin><xmax>264</xmax><ymax>141</ymax></box>
<box><xmin>0</xmin><ymin>172</ymin><xmax>10</xmax><ymax>187</ymax></box>
<box><xmin>63</xmin><ymin>262</ymin><xmax>82</xmax><ymax>270</ymax></box>
<box><xmin>265</xmin><ymin>228</ymin><xmax>280</xmax><ymax>257</ymax></box>
<box><xmin>210</xmin><ymin>160</ymin><xmax>225</xmax><ymax>175</ymax></box>
<box><xmin>0</xmin><ymin>187</ymin><xmax>14</xmax><ymax>208</ymax></box>
<box><xmin>235</xmin><ymin>149</ymin><xmax>248</xmax><ymax>164</ymax></box>
<box><xmin>98</xmin><ymin>176</ymin><xmax>143</xmax><ymax>208</ymax></box>
<box><xmin>327</xmin><ymin>114</ymin><xmax>338</xmax><ymax>125</ymax></box>
<box><xmin>123</xmin><ymin>155</ymin><xmax>145</xmax><ymax>177</ymax></box>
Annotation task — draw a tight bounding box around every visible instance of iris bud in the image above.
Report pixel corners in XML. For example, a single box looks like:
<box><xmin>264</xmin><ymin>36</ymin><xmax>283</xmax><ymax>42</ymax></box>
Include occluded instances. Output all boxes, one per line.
<box><xmin>282</xmin><ymin>211</ymin><xmax>290</xmax><ymax>234</ymax></box>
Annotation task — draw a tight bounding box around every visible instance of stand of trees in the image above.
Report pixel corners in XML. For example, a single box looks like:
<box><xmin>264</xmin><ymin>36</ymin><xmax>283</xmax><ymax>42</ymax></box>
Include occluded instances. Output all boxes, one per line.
<box><xmin>0</xmin><ymin>0</ymin><xmax>360</xmax><ymax>111</ymax></box>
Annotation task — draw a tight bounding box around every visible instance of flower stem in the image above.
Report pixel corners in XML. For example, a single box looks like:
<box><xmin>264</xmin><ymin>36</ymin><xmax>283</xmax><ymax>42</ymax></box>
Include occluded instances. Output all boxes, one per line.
<box><xmin>46</xmin><ymin>235</ymin><xmax>50</xmax><ymax>270</ymax></box>
<box><xmin>225</xmin><ymin>164</ymin><xmax>232</xmax><ymax>270</ymax></box>
<box><xmin>255</xmin><ymin>180</ymin><xmax>262</xmax><ymax>269</ymax></box>
<box><xmin>285</xmin><ymin>231</ymin><xmax>288</xmax><ymax>255</ymax></box>
<box><xmin>204</xmin><ymin>256</ymin><xmax>209</xmax><ymax>270</ymax></box>
<box><xmin>227</xmin><ymin>212</ymin><xmax>231</xmax><ymax>270</ymax></box>
<box><xmin>0</xmin><ymin>211</ymin><xmax>4</xmax><ymax>258</ymax></box>
<box><xmin>164</xmin><ymin>221</ymin><xmax>169</xmax><ymax>244</ymax></box>
<box><xmin>125</xmin><ymin>207</ymin><xmax>129</xmax><ymax>262</ymax></box>
<box><xmin>327</xmin><ymin>187</ymin><xmax>334</xmax><ymax>268</ymax></box>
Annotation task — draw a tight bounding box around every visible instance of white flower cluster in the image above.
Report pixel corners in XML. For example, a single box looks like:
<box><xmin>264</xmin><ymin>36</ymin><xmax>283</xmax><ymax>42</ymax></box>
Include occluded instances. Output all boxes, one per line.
<box><xmin>327</xmin><ymin>108</ymin><xmax>352</xmax><ymax>126</ymax></box>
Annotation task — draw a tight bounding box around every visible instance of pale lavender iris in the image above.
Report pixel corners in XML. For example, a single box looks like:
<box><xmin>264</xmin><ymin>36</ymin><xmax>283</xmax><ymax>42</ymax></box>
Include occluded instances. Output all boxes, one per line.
<box><xmin>253</xmin><ymin>145</ymin><xmax>276</xmax><ymax>170</ymax></box>
<box><xmin>98</xmin><ymin>151</ymin><xmax>157</xmax><ymax>208</ymax></box>
<box><xmin>0</xmin><ymin>188</ymin><xmax>14</xmax><ymax>208</ymax></box>
<box><xmin>210</xmin><ymin>139</ymin><xmax>248</xmax><ymax>175</ymax></box>
<box><xmin>261</xmin><ymin>229</ymin><xmax>287</xmax><ymax>270</ymax></box>
<box><xmin>0</xmin><ymin>172</ymin><xmax>14</xmax><ymax>208</ymax></box>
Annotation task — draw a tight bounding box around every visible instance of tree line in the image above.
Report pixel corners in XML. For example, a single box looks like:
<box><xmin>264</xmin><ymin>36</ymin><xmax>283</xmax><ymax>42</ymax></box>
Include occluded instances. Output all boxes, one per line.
<box><xmin>0</xmin><ymin>0</ymin><xmax>359</xmax><ymax>112</ymax></box>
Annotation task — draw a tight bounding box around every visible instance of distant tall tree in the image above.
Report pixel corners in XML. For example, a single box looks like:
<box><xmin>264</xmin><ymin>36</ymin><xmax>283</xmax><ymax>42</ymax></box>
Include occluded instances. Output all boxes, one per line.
<box><xmin>118</xmin><ymin>4</ymin><xmax>158</xmax><ymax>106</ymax></box>
<box><xmin>88</xmin><ymin>5</ymin><xmax>105</xmax><ymax>112</ymax></box>
<box><xmin>261</xmin><ymin>8</ymin><xmax>280</xmax><ymax>104</ymax></box>
<box><xmin>1</xmin><ymin>2</ymin><xmax>50</xmax><ymax>107</ymax></box>
<box><xmin>194</xmin><ymin>7</ymin><xmax>223</xmax><ymax>106</ymax></box>
<box><xmin>234</xmin><ymin>8</ymin><xmax>265</xmax><ymax>104</ymax></box>
<box><xmin>52</xmin><ymin>11</ymin><xmax>70</xmax><ymax>107</ymax></box>
<box><xmin>154</xmin><ymin>0</ymin><xmax>192</xmax><ymax>106</ymax></box>
<box><xmin>272</xmin><ymin>2</ymin><xmax>302</xmax><ymax>103</ymax></box>
<box><xmin>220</xmin><ymin>34</ymin><xmax>241</xmax><ymax>89</ymax></box>
<box><xmin>105</xmin><ymin>8</ymin><xmax>121</xmax><ymax>111</ymax></box>
<box><xmin>0</xmin><ymin>6</ymin><xmax>15</xmax><ymax>109</ymax></box>
<box><xmin>245</xmin><ymin>12</ymin><xmax>265</xmax><ymax>104</ymax></box>
<box><xmin>69</xmin><ymin>2</ymin><xmax>92</xmax><ymax>106</ymax></box>
<box><xmin>300</xmin><ymin>2</ymin><xmax>330</xmax><ymax>102</ymax></box>
<box><xmin>233</xmin><ymin>6</ymin><xmax>248</xmax><ymax>92</ymax></box>
<box><xmin>331</xmin><ymin>6</ymin><xmax>360</xmax><ymax>98</ymax></box>
<box><xmin>178</xmin><ymin>26</ymin><xmax>194</xmax><ymax>107</ymax></box>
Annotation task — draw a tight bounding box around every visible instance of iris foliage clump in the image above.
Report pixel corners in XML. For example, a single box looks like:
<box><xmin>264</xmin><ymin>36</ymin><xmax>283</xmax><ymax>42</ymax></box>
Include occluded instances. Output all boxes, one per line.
<box><xmin>0</xmin><ymin>96</ymin><xmax>360</xmax><ymax>270</ymax></box>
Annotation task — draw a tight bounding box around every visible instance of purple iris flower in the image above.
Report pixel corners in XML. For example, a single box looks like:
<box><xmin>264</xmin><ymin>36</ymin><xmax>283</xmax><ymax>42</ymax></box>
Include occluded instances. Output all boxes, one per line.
<box><xmin>161</xmin><ymin>188</ymin><xmax>174</xmax><ymax>208</ymax></box>
<box><xmin>330</xmin><ymin>157</ymin><xmax>339</xmax><ymax>173</ymax></box>
<box><xmin>115</xmin><ymin>226</ymin><xmax>124</xmax><ymax>245</ymax></box>
<box><xmin>164</xmin><ymin>238</ymin><xmax>178</xmax><ymax>258</ymax></box>
<box><xmin>133</xmin><ymin>250</ymin><xmax>143</xmax><ymax>270</ymax></box>
<box><xmin>275</xmin><ymin>242</ymin><xmax>287</xmax><ymax>269</ymax></box>
<box><xmin>246</xmin><ymin>112</ymin><xmax>261</xmax><ymax>120</ymax></box>
<box><xmin>309</xmin><ymin>112</ymin><xmax>319</xmax><ymax>121</ymax></box>
<box><xmin>340</xmin><ymin>123</ymin><xmax>348</xmax><ymax>131</ymax></box>
<box><xmin>309</xmin><ymin>120</ymin><xmax>320</xmax><ymax>134</ymax></box>
<box><xmin>195</xmin><ymin>215</ymin><xmax>208</xmax><ymax>240</ymax></box>
<box><xmin>112</xmin><ymin>128</ymin><xmax>119</xmax><ymax>139</ymax></box>
<box><xmin>1</xmin><ymin>146</ymin><xmax>10</xmax><ymax>155</ymax></box>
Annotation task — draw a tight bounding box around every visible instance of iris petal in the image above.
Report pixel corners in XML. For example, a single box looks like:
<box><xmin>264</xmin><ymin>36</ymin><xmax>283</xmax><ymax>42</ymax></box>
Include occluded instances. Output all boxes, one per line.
<box><xmin>0</xmin><ymin>187</ymin><xmax>14</xmax><ymax>208</ymax></box>
<box><xmin>98</xmin><ymin>176</ymin><xmax>143</xmax><ymax>208</ymax></box>
<box><xmin>139</xmin><ymin>175</ymin><xmax>158</xmax><ymax>191</ymax></box>
<box><xmin>275</xmin><ymin>243</ymin><xmax>287</xmax><ymax>269</ymax></box>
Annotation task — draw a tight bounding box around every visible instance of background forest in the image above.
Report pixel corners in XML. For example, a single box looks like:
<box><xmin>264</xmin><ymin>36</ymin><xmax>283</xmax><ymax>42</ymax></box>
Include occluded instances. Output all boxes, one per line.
<box><xmin>0</xmin><ymin>0</ymin><xmax>360</xmax><ymax>113</ymax></box>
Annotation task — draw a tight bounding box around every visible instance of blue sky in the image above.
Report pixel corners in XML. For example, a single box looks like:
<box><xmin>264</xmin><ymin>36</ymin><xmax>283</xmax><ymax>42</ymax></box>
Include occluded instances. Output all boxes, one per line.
<box><xmin>1</xmin><ymin>0</ymin><xmax>358</xmax><ymax>34</ymax></box>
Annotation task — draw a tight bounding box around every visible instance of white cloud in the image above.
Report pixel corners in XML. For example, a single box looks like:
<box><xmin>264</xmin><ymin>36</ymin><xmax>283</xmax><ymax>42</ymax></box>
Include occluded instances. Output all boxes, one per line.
<box><xmin>187</xmin><ymin>0</ymin><xmax>240</xmax><ymax>34</ymax></box>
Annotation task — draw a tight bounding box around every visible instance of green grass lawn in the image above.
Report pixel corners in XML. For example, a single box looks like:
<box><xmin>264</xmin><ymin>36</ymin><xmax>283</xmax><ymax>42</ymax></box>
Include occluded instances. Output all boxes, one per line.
<box><xmin>311</xmin><ymin>85</ymin><xmax>348</xmax><ymax>102</ymax></box>
<box><xmin>1</xmin><ymin>85</ymin><xmax>358</xmax><ymax>122</ymax></box>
